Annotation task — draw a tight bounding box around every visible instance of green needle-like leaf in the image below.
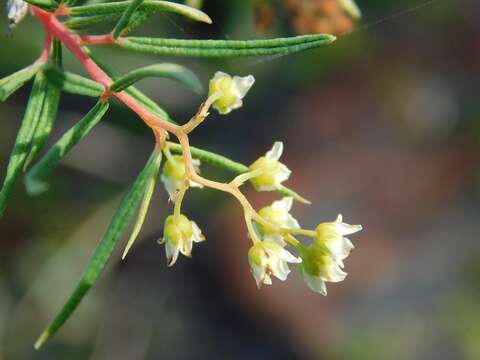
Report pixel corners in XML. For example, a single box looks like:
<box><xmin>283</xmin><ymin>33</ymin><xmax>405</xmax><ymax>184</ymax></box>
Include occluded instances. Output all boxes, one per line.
<box><xmin>122</xmin><ymin>151</ymin><xmax>162</xmax><ymax>259</ymax></box>
<box><xmin>0</xmin><ymin>73</ymin><xmax>48</xmax><ymax>217</ymax></box>
<box><xmin>25</xmin><ymin>101</ymin><xmax>110</xmax><ymax>195</ymax></box>
<box><xmin>23</xmin><ymin>82</ymin><xmax>62</xmax><ymax>171</ymax></box>
<box><xmin>65</xmin><ymin>14</ymin><xmax>123</xmax><ymax>30</ymax></box>
<box><xmin>24</xmin><ymin>40</ymin><xmax>63</xmax><ymax>170</ymax></box>
<box><xmin>23</xmin><ymin>0</ymin><xmax>58</xmax><ymax>11</ymax></box>
<box><xmin>110</xmin><ymin>63</ymin><xmax>203</xmax><ymax>94</ymax></box>
<box><xmin>118</xmin><ymin>34</ymin><xmax>336</xmax><ymax>57</ymax></box>
<box><xmin>44</xmin><ymin>63</ymin><xmax>104</xmax><ymax>97</ymax></box>
<box><xmin>85</xmin><ymin>49</ymin><xmax>173</xmax><ymax>122</ymax></box>
<box><xmin>112</xmin><ymin>0</ymin><xmax>145</xmax><ymax>38</ymax></box>
<box><xmin>0</xmin><ymin>63</ymin><xmax>44</xmax><ymax>102</ymax></box>
<box><xmin>70</xmin><ymin>1</ymin><xmax>212</xmax><ymax>24</ymax></box>
<box><xmin>168</xmin><ymin>143</ymin><xmax>310</xmax><ymax>204</ymax></box>
<box><xmin>34</xmin><ymin>151</ymin><xmax>159</xmax><ymax>349</ymax></box>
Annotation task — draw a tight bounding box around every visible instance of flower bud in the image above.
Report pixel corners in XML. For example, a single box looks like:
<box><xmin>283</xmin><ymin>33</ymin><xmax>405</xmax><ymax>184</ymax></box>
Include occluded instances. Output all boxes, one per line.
<box><xmin>256</xmin><ymin>197</ymin><xmax>300</xmax><ymax>245</ymax></box>
<box><xmin>300</xmin><ymin>245</ymin><xmax>347</xmax><ymax>295</ymax></box>
<box><xmin>160</xmin><ymin>214</ymin><xmax>205</xmax><ymax>266</ymax></box>
<box><xmin>248</xmin><ymin>240</ymin><xmax>301</xmax><ymax>287</ymax></box>
<box><xmin>160</xmin><ymin>155</ymin><xmax>202</xmax><ymax>198</ymax></box>
<box><xmin>249</xmin><ymin>142</ymin><xmax>291</xmax><ymax>191</ymax></box>
<box><xmin>208</xmin><ymin>71</ymin><xmax>255</xmax><ymax>114</ymax></box>
<box><xmin>315</xmin><ymin>214</ymin><xmax>362</xmax><ymax>266</ymax></box>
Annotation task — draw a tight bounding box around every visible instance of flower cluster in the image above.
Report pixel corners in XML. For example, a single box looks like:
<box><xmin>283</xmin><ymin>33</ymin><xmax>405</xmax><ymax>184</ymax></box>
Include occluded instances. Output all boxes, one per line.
<box><xmin>156</xmin><ymin>71</ymin><xmax>362</xmax><ymax>295</ymax></box>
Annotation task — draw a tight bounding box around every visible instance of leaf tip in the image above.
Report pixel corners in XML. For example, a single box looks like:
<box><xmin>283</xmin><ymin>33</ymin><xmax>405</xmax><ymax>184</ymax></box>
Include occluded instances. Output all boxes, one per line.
<box><xmin>34</xmin><ymin>331</ymin><xmax>50</xmax><ymax>350</ymax></box>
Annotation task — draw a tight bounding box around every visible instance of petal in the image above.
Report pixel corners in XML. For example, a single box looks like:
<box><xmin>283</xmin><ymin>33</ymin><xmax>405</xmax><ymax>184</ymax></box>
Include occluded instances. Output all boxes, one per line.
<box><xmin>269</xmin><ymin>259</ymin><xmax>290</xmax><ymax>281</ymax></box>
<box><xmin>263</xmin><ymin>273</ymin><xmax>273</xmax><ymax>286</ymax></box>
<box><xmin>279</xmin><ymin>248</ymin><xmax>302</xmax><ymax>264</ymax></box>
<box><xmin>213</xmin><ymin>71</ymin><xmax>228</xmax><ymax>81</ymax></box>
<box><xmin>233</xmin><ymin>75</ymin><xmax>255</xmax><ymax>98</ymax></box>
<box><xmin>191</xmin><ymin>221</ymin><xmax>205</xmax><ymax>243</ymax></box>
<box><xmin>271</xmin><ymin>197</ymin><xmax>293</xmax><ymax>212</ymax></box>
<box><xmin>166</xmin><ymin>242</ymin><xmax>180</xmax><ymax>267</ymax></box>
<box><xmin>160</xmin><ymin>174</ymin><xmax>181</xmax><ymax>198</ymax></box>
<box><xmin>251</xmin><ymin>263</ymin><xmax>266</xmax><ymax>287</ymax></box>
<box><xmin>265</xmin><ymin>141</ymin><xmax>284</xmax><ymax>161</ymax></box>
<box><xmin>327</xmin><ymin>236</ymin><xmax>354</xmax><ymax>261</ymax></box>
<box><xmin>285</xmin><ymin>213</ymin><xmax>300</xmax><ymax>230</ymax></box>
<box><xmin>321</xmin><ymin>263</ymin><xmax>347</xmax><ymax>283</ymax></box>
<box><xmin>274</xmin><ymin>163</ymin><xmax>291</xmax><ymax>186</ymax></box>
<box><xmin>301</xmin><ymin>267</ymin><xmax>327</xmax><ymax>295</ymax></box>
<box><xmin>335</xmin><ymin>214</ymin><xmax>362</xmax><ymax>235</ymax></box>
<box><xmin>264</xmin><ymin>233</ymin><xmax>286</xmax><ymax>246</ymax></box>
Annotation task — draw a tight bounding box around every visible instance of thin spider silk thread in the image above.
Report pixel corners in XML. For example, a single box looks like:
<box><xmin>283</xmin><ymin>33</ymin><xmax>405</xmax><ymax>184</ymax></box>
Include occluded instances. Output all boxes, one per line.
<box><xmin>244</xmin><ymin>0</ymin><xmax>443</xmax><ymax>67</ymax></box>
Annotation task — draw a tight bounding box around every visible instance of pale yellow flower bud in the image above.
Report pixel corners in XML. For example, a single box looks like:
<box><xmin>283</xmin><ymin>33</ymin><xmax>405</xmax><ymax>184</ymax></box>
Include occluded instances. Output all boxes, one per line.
<box><xmin>160</xmin><ymin>155</ymin><xmax>202</xmax><ymax>198</ymax></box>
<box><xmin>249</xmin><ymin>142</ymin><xmax>291</xmax><ymax>191</ymax></box>
<box><xmin>248</xmin><ymin>240</ymin><xmax>301</xmax><ymax>288</ymax></box>
<box><xmin>160</xmin><ymin>214</ymin><xmax>205</xmax><ymax>266</ymax></box>
<box><xmin>257</xmin><ymin>197</ymin><xmax>300</xmax><ymax>245</ymax></box>
<box><xmin>315</xmin><ymin>214</ymin><xmax>362</xmax><ymax>266</ymax></box>
<box><xmin>300</xmin><ymin>245</ymin><xmax>347</xmax><ymax>295</ymax></box>
<box><xmin>208</xmin><ymin>71</ymin><xmax>255</xmax><ymax>114</ymax></box>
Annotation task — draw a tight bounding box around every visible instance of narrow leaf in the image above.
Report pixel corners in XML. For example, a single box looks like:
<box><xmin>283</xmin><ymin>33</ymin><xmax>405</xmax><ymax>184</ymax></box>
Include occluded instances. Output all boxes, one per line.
<box><xmin>65</xmin><ymin>14</ymin><xmax>123</xmax><ymax>30</ymax></box>
<box><xmin>0</xmin><ymin>63</ymin><xmax>44</xmax><ymax>101</ymax></box>
<box><xmin>0</xmin><ymin>73</ymin><xmax>48</xmax><ymax>217</ymax></box>
<box><xmin>168</xmin><ymin>143</ymin><xmax>310</xmax><ymax>204</ymax></box>
<box><xmin>110</xmin><ymin>63</ymin><xmax>202</xmax><ymax>94</ymax></box>
<box><xmin>85</xmin><ymin>49</ymin><xmax>174</xmax><ymax>122</ymax></box>
<box><xmin>118</xmin><ymin>34</ymin><xmax>336</xmax><ymax>57</ymax></box>
<box><xmin>23</xmin><ymin>82</ymin><xmax>62</xmax><ymax>171</ymax></box>
<box><xmin>23</xmin><ymin>0</ymin><xmax>58</xmax><ymax>11</ymax></box>
<box><xmin>169</xmin><ymin>143</ymin><xmax>248</xmax><ymax>174</ymax></box>
<box><xmin>44</xmin><ymin>63</ymin><xmax>104</xmax><ymax>97</ymax></box>
<box><xmin>112</xmin><ymin>0</ymin><xmax>145</xmax><ymax>38</ymax></box>
<box><xmin>122</xmin><ymin>151</ymin><xmax>162</xmax><ymax>259</ymax></box>
<box><xmin>24</xmin><ymin>40</ymin><xmax>63</xmax><ymax>170</ymax></box>
<box><xmin>34</xmin><ymin>152</ymin><xmax>158</xmax><ymax>349</ymax></box>
<box><xmin>70</xmin><ymin>1</ymin><xmax>212</xmax><ymax>24</ymax></box>
<box><xmin>25</xmin><ymin>101</ymin><xmax>109</xmax><ymax>195</ymax></box>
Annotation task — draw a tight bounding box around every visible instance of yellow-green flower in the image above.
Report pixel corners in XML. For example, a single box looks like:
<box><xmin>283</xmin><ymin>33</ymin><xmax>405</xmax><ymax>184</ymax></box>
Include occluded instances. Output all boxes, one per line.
<box><xmin>315</xmin><ymin>214</ymin><xmax>362</xmax><ymax>266</ymax></box>
<box><xmin>248</xmin><ymin>240</ymin><xmax>301</xmax><ymax>288</ymax></box>
<box><xmin>300</xmin><ymin>245</ymin><xmax>347</xmax><ymax>295</ymax></box>
<box><xmin>159</xmin><ymin>214</ymin><xmax>205</xmax><ymax>266</ymax></box>
<box><xmin>160</xmin><ymin>155</ymin><xmax>202</xmax><ymax>199</ymax></box>
<box><xmin>256</xmin><ymin>197</ymin><xmax>300</xmax><ymax>245</ymax></box>
<box><xmin>249</xmin><ymin>142</ymin><xmax>291</xmax><ymax>191</ymax></box>
<box><xmin>208</xmin><ymin>71</ymin><xmax>255</xmax><ymax>114</ymax></box>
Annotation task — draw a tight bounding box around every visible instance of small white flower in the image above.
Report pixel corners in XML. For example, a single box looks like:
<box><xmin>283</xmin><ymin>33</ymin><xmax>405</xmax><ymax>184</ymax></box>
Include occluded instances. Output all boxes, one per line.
<box><xmin>7</xmin><ymin>0</ymin><xmax>28</xmax><ymax>29</ymax></box>
<box><xmin>159</xmin><ymin>214</ymin><xmax>205</xmax><ymax>266</ymax></box>
<box><xmin>256</xmin><ymin>197</ymin><xmax>300</xmax><ymax>245</ymax></box>
<box><xmin>315</xmin><ymin>214</ymin><xmax>362</xmax><ymax>267</ymax></box>
<box><xmin>248</xmin><ymin>240</ymin><xmax>301</xmax><ymax>288</ymax></box>
<box><xmin>300</xmin><ymin>245</ymin><xmax>347</xmax><ymax>296</ymax></box>
<box><xmin>160</xmin><ymin>155</ymin><xmax>203</xmax><ymax>199</ymax></box>
<box><xmin>249</xmin><ymin>142</ymin><xmax>291</xmax><ymax>191</ymax></box>
<box><xmin>208</xmin><ymin>71</ymin><xmax>255</xmax><ymax>115</ymax></box>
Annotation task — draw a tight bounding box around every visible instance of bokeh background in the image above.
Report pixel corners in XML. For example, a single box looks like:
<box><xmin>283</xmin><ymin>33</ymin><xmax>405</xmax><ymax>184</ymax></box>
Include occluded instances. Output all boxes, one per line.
<box><xmin>1</xmin><ymin>0</ymin><xmax>480</xmax><ymax>358</ymax></box>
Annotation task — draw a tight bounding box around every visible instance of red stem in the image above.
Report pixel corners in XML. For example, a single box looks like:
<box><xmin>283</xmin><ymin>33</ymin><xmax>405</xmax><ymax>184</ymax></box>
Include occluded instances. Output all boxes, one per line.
<box><xmin>30</xmin><ymin>6</ymin><xmax>177</xmax><ymax>134</ymax></box>
<box><xmin>36</xmin><ymin>32</ymin><xmax>53</xmax><ymax>63</ymax></box>
<box><xmin>79</xmin><ymin>34</ymin><xmax>117</xmax><ymax>46</ymax></box>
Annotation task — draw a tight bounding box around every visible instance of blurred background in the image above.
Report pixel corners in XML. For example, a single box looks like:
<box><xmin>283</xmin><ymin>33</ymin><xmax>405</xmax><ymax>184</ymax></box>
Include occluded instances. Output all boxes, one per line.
<box><xmin>1</xmin><ymin>0</ymin><xmax>480</xmax><ymax>358</ymax></box>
